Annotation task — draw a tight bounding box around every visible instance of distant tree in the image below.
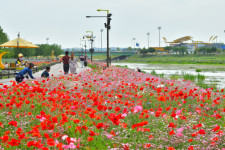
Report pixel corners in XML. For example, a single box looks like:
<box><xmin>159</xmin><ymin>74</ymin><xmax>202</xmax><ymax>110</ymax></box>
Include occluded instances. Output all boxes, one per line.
<box><xmin>140</xmin><ymin>48</ymin><xmax>148</xmax><ymax>55</ymax></box>
<box><xmin>179</xmin><ymin>46</ymin><xmax>187</xmax><ymax>55</ymax></box>
<box><xmin>117</xmin><ymin>47</ymin><xmax>121</xmax><ymax>51</ymax></box>
<box><xmin>0</xmin><ymin>26</ymin><xmax>9</xmax><ymax>44</ymax></box>
<box><xmin>164</xmin><ymin>46</ymin><xmax>173</xmax><ymax>53</ymax></box>
<box><xmin>172</xmin><ymin>47</ymin><xmax>180</xmax><ymax>54</ymax></box>
<box><xmin>127</xmin><ymin>47</ymin><xmax>132</xmax><ymax>51</ymax></box>
<box><xmin>211</xmin><ymin>47</ymin><xmax>217</xmax><ymax>53</ymax></box>
<box><xmin>148</xmin><ymin>48</ymin><xmax>156</xmax><ymax>53</ymax></box>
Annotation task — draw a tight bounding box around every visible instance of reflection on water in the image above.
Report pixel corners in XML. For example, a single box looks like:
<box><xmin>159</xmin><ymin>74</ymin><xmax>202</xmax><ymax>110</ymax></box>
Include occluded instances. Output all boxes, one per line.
<box><xmin>112</xmin><ymin>63</ymin><xmax>225</xmax><ymax>89</ymax></box>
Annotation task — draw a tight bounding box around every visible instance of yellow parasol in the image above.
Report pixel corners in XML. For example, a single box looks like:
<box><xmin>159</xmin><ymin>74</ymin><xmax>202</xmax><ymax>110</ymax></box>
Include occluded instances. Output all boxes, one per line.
<box><xmin>0</xmin><ymin>33</ymin><xmax>39</xmax><ymax>53</ymax></box>
<box><xmin>0</xmin><ymin>38</ymin><xmax>39</xmax><ymax>48</ymax></box>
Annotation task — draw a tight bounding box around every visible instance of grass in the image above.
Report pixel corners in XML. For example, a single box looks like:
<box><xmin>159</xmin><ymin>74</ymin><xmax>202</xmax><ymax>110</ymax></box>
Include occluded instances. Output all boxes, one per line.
<box><xmin>122</xmin><ymin>54</ymin><xmax>225</xmax><ymax>65</ymax></box>
<box><xmin>195</xmin><ymin>69</ymin><xmax>202</xmax><ymax>72</ymax></box>
<box><xmin>93</xmin><ymin>55</ymin><xmax>118</xmax><ymax>60</ymax></box>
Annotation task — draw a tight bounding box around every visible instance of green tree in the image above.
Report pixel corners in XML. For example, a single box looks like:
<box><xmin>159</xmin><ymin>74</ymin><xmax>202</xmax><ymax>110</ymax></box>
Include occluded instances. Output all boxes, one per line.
<box><xmin>116</xmin><ymin>47</ymin><xmax>121</xmax><ymax>51</ymax></box>
<box><xmin>148</xmin><ymin>48</ymin><xmax>156</xmax><ymax>53</ymax></box>
<box><xmin>127</xmin><ymin>47</ymin><xmax>132</xmax><ymax>51</ymax></box>
<box><xmin>140</xmin><ymin>48</ymin><xmax>148</xmax><ymax>55</ymax></box>
<box><xmin>0</xmin><ymin>26</ymin><xmax>9</xmax><ymax>44</ymax></box>
<box><xmin>179</xmin><ymin>46</ymin><xmax>187</xmax><ymax>55</ymax></box>
<box><xmin>164</xmin><ymin>46</ymin><xmax>173</xmax><ymax>53</ymax></box>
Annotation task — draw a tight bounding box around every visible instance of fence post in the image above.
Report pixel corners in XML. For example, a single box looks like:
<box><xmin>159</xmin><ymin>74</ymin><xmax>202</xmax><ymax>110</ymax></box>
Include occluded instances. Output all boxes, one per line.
<box><xmin>8</xmin><ymin>70</ymin><xmax>10</xmax><ymax>78</ymax></box>
<box><xmin>0</xmin><ymin>71</ymin><xmax>2</xmax><ymax>79</ymax></box>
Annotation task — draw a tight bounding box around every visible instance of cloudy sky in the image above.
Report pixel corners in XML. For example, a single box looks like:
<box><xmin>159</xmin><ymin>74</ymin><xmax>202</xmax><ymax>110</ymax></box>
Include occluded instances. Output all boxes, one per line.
<box><xmin>0</xmin><ymin>0</ymin><xmax>225</xmax><ymax>49</ymax></box>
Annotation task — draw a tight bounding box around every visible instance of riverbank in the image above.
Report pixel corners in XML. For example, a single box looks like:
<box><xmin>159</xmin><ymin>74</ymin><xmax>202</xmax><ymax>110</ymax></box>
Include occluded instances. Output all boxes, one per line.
<box><xmin>121</xmin><ymin>54</ymin><xmax>225</xmax><ymax>65</ymax></box>
<box><xmin>112</xmin><ymin>62</ymin><xmax>225</xmax><ymax>89</ymax></box>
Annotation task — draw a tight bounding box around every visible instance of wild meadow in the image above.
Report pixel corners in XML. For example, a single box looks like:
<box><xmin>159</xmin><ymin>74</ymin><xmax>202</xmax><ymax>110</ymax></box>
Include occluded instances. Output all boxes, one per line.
<box><xmin>0</xmin><ymin>61</ymin><xmax>224</xmax><ymax>150</ymax></box>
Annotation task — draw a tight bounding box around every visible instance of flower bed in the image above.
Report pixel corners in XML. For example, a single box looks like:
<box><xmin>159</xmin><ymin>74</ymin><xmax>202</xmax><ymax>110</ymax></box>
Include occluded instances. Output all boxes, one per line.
<box><xmin>0</xmin><ymin>62</ymin><xmax>224</xmax><ymax>149</ymax></box>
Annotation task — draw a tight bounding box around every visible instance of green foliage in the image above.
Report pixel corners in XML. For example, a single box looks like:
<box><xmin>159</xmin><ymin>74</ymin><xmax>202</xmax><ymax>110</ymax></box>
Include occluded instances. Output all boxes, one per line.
<box><xmin>127</xmin><ymin>47</ymin><xmax>132</xmax><ymax>51</ymax></box>
<box><xmin>148</xmin><ymin>48</ymin><xmax>156</xmax><ymax>53</ymax></box>
<box><xmin>164</xmin><ymin>46</ymin><xmax>173</xmax><ymax>51</ymax></box>
<box><xmin>196</xmin><ymin>69</ymin><xmax>202</xmax><ymax>72</ymax></box>
<box><xmin>116</xmin><ymin>47</ymin><xmax>121</xmax><ymax>51</ymax></box>
<box><xmin>140</xmin><ymin>48</ymin><xmax>148</xmax><ymax>55</ymax></box>
<box><xmin>0</xmin><ymin>49</ymin><xmax>16</xmax><ymax>58</ymax></box>
<box><xmin>172</xmin><ymin>46</ymin><xmax>187</xmax><ymax>55</ymax></box>
<box><xmin>0</xmin><ymin>26</ymin><xmax>9</xmax><ymax>44</ymax></box>
<box><xmin>35</xmin><ymin>44</ymin><xmax>63</xmax><ymax>58</ymax></box>
<box><xmin>196</xmin><ymin>47</ymin><xmax>218</xmax><ymax>54</ymax></box>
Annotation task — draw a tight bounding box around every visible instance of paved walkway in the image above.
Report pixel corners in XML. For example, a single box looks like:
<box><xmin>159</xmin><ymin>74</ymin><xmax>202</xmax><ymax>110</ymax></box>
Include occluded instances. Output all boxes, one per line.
<box><xmin>0</xmin><ymin>62</ymin><xmax>90</xmax><ymax>87</ymax></box>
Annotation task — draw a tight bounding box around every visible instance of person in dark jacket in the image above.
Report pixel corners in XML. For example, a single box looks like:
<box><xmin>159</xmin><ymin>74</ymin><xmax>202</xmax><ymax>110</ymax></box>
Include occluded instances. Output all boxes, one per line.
<box><xmin>15</xmin><ymin>63</ymin><xmax>35</xmax><ymax>83</ymax></box>
<box><xmin>62</xmin><ymin>51</ymin><xmax>70</xmax><ymax>74</ymax></box>
<box><xmin>41</xmin><ymin>66</ymin><xmax>50</xmax><ymax>78</ymax></box>
<box><xmin>137</xmin><ymin>67</ymin><xmax>141</xmax><ymax>72</ymax></box>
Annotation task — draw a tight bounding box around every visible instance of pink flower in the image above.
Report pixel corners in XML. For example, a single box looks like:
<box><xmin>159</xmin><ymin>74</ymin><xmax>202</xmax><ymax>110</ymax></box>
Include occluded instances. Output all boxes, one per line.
<box><xmin>133</xmin><ymin>106</ymin><xmax>143</xmax><ymax>113</ymax></box>
<box><xmin>62</xmin><ymin>145</ymin><xmax>69</xmax><ymax>149</ymax></box>
<box><xmin>106</xmin><ymin>134</ymin><xmax>113</xmax><ymax>139</ymax></box>
<box><xmin>176</xmin><ymin>110</ymin><xmax>182</xmax><ymax>116</ymax></box>
<box><xmin>71</xmin><ymin>106</ymin><xmax>76</xmax><ymax>110</ymax></box>
<box><xmin>69</xmin><ymin>143</ymin><xmax>76</xmax><ymax>149</ymax></box>
<box><xmin>177</xmin><ymin>127</ymin><xmax>184</xmax><ymax>133</ymax></box>
<box><xmin>121</xmin><ymin>113</ymin><xmax>127</xmax><ymax>118</ymax></box>
<box><xmin>176</xmin><ymin>132</ymin><xmax>183</xmax><ymax>137</ymax></box>
<box><xmin>40</xmin><ymin>117</ymin><xmax>46</xmax><ymax>122</ymax></box>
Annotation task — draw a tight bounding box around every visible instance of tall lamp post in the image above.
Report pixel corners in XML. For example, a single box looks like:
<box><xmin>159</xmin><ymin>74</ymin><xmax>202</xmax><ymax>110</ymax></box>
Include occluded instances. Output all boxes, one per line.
<box><xmin>158</xmin><ymin>26</ymin><xmax>162</xmax><ymax>47</ymax></box>
<box><xmin>147</xmin><ymin>32</ymin><xmax>150</xmax><ymax>48</ymax></box>
<box><xmin>86</xmin><ymin>9</ymin><xmax>112</xmax><ymax>67</ymax></box>
<box><xmin>100</xmin><ymin>29</ymin><xmax>103</xmax><ymax>52</ymax></box>
<box><xmin>82</xmin><ymin>36</ymin><xmax>87</xmax><ymax>54</ymax></box>
<box><xmin>133</xmin><ymin>38</ymin><xmax>136</xmax><ymax>50</ymax></box>
<box><xmin>86</xmin><ymin>31</ymin><xmax>94</xmax><ymax>62</ymax></box>
<box><xmin>46</xmin><ymin>38</ymin><xmax>49</xmax><ymax>44</ymax></box>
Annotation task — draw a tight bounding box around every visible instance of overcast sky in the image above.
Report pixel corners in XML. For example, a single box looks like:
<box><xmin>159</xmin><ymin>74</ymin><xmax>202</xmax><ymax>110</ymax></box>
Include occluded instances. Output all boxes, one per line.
<box><xmin>0</xmin><ymin>0</ymin><xmax>225</xmax><ymax>49</ymax></box>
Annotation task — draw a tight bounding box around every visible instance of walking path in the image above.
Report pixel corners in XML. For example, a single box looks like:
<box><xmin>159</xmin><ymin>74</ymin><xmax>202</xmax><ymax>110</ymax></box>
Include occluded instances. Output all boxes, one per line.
<box><xmin>0</xmin><ymin>62</ymin><xmax>90</xmax><ymax>87</ymax></box>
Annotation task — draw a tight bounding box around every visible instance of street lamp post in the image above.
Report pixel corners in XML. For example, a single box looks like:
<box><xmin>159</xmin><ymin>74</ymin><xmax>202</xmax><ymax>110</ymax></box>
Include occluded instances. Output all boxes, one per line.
<box><xmin>83</xmin><ymin>36</ymin><xmax>87</xmax><ymax>54</ymax></box>
<box><xmin>158</xmin><ymin>26</ymin><xmax>162</xmax><ymax>47</ymax></box>
<box><xmin>133</xmin><ymin>38</ymin><xmax>136</xmax><ymax>50</ymax></box>
<box><xmin>147</xmin><ymin>32</ymin><xmax>150</xmax><ymax>48</ymax></box>
<box><xmin>46</xmin><ymin>38</ymin><xmax>49</xmax><ymax>44</ymax></box>
<box><xmin>86</xmin><ymin>9</ymin><xmax>111</xmax><ymax>67</ymax></box>
<box><xmin>86</xmin><ymin>31</ymin><xmax>94</xmax><ymax>62</ymax></box>
<box><xmin>100</xmin><ymin>29</ymin><xmax>103</xmax><ymax>52</ymax></box>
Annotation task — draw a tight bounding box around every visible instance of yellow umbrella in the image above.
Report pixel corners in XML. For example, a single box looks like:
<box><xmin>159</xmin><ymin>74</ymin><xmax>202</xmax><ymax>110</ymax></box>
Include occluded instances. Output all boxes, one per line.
<box><xmin>0</xmin><ymin>38</ymin><xmax>39</xmax><ymax>48</ymax></box>
<box><xmin>58</xmin><ymin>55</ymin><xmax>64</xmax><ymax>58</ymax></box>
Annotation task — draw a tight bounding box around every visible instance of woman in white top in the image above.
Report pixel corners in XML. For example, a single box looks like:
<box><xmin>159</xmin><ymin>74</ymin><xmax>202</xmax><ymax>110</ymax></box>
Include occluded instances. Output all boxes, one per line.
<box><xmin>69</xmin><ymin>52</ymin><xmax>78</xmax><ymax>74</ymax></box>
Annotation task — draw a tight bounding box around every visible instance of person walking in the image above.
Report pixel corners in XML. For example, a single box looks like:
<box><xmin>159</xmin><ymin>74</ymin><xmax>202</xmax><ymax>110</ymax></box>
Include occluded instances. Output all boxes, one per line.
<box><xmin>15</xmin><ymin>63</ymin><xmax>35</xmax><ymax>83</ymax></box>
<box><xmin>62</xmin><ymin>51</ymin><xmax>70</xmax><ymax>74</ymax></box>
<box><xmin>80</xmin><ymin>55</ymin><xmax>84</xmax><ymax>68</ymax></box>
<box><xmin>69</xmin><ymin>52</ymin><xmax>78</xmax><ymax>74</ymax></box>
<box><xmin>84</xmin><ymin>54</ymin><xmax>88</xmax><ymax>67</ymax></box>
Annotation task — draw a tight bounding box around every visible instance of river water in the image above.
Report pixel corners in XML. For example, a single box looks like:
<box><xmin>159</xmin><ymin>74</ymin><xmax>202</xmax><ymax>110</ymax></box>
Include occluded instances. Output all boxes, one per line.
<box><xmin>112</xmin><ymin>63</ymin><xmax>225</xmax><ymax>89</ymax></box>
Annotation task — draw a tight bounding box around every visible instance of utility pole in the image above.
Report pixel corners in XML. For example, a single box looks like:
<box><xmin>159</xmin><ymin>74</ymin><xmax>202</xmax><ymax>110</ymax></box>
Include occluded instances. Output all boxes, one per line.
<box><xmin>158</xmin><ymin>26</ymin><xmax>162</xmax><ymax>47</ymax></box>
<box><xmin>46</xmin><ymin>38</ymin><xmax>49</xmax><ymax>44</ymax></box>
<box><xmin>100</xmin><ymin>29</ymin><xmax>103</xmax><ymax>52</ymax></box>
<box><xmin>147</xmin><ymin>32</ymin><xmax>150</xmax><ymax>48</ymax></box>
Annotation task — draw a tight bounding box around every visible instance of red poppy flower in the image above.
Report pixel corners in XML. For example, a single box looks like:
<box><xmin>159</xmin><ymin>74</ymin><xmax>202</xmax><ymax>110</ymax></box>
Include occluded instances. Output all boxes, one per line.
<box><xmin>87</xmin><ymin>136</ymin><xmax>94</xmax><ymax>141</ymax></box>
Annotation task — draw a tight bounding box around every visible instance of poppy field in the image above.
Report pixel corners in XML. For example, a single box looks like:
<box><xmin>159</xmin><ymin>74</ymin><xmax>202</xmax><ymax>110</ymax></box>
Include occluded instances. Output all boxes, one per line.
<box><xmin>0</xmin><ymin>62</ymin><xmax>224</xmax><ymax>150</ymax></box>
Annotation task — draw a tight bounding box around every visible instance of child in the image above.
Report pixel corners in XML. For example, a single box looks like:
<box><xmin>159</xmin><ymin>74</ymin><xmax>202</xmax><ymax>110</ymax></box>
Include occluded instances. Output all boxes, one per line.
<box><xmin>80</xmin><ymin>55</ymin><xmax>84</xmax><ymax>68</ymax></box>
<box><xmin>41</xmin><ymin>66</ymin><xmax>50</xmax><ymax>78</ymax></box>
<box><xmin>4</xmin><ymin>62</ymin><xmax>8</xmax><ymax>69</ymax></box>
<box><xmin>15</xmin><ymin>63</ymin><xmax>35</xmax><ymax>83</ymax></box>
<box><xmin>137</xmin><ymin>67</ymin><xmax>141</xmax><ymax>72</ymax></box>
